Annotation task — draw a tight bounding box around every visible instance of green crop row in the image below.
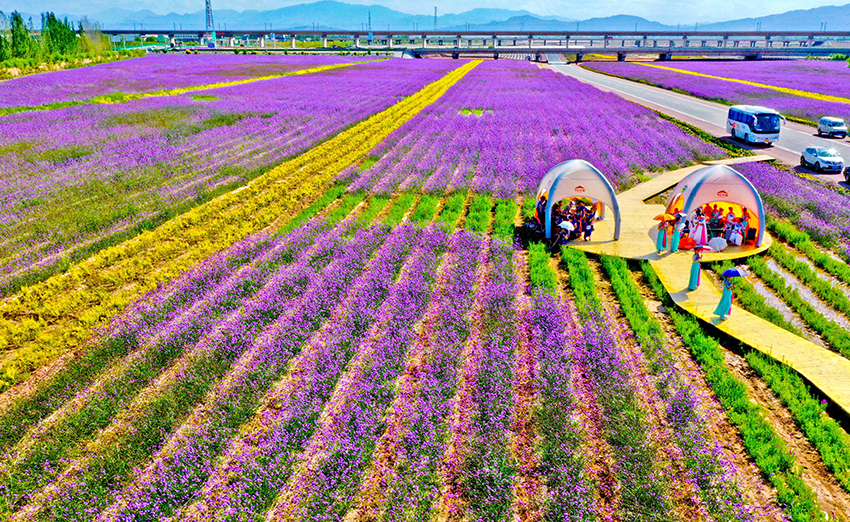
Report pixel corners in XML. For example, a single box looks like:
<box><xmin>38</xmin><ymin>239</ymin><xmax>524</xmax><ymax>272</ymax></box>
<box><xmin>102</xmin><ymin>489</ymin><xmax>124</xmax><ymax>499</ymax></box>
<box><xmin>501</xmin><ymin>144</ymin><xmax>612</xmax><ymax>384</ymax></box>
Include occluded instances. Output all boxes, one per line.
<box><xmin>641</xmin><ymin>262</ymin><xmax>824</xmax><ymax>522</ymax></box>
<box><xmin>768</xmin><ymin>220</ymin><xmax>850</xmax><ymax>283</ymax></box>
<box><xmin>559</xmin><ymin>247</ymin><xmax>601</xmax><ymax>322</ymax></box>
<box><xmin>768</xmin><ymin>243</ymin><xmax>850</xmax><ymax>318</ymax></box>
<box><xmin>493</xmin><ymin>199</ymin><xmax>517</xmax><ymax>241</ymax></box>
<box><xmin>436</xmin><ymin>192</ymin><xmax>466</xmax><ymax>231</ymax></box>
<box><xmin>465</xmin><ymin>194</ymin><xmax>493</xmax><ymax>234</ymax></box>
<box><xmin>528</xmin><ymin>243</ymin><xmax>557</xmax><ymax>296</ymax></box>
<box><xmin>602</xmin><ymin>256</ymin><xmax>743</xmax><ymax>521</ymax></box>
<box><xmin>709</xmin><ymin>260</ymin><xmax>801</xmax><ymax>336</ymax></box>
<box><xmin>747</xmin><ymin>256</ymin><xmax>850</xmax><ymax>359</ymax></box>
<box><xmin>746</xmin><ymin>352</ymin><xmax>850</xmax><ymax>493</ymax></box>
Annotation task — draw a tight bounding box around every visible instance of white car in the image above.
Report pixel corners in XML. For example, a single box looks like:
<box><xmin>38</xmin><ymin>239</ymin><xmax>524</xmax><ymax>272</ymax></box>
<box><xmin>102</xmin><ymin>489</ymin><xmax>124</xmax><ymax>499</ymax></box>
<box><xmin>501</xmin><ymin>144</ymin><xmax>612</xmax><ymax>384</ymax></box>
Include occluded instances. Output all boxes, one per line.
<box><xmin>817</xmin><ymin>117</ymin><xmax>848</xmax><ymax>138</ymax></box>
<box><xmin>801</xmin><ymin>146</ymin><xmax>845</xmax><ymax>173</ymax></box>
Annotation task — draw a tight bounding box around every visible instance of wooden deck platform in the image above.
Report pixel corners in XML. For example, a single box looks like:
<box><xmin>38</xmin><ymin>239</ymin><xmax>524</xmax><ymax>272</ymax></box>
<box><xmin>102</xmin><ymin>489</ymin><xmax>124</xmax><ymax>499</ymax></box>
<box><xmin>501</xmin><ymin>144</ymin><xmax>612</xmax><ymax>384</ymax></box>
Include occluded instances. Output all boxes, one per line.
<box><xmin>568</xmin><ymin>156</ymin><xmax>850</xmax><ymax>419</ymax></box>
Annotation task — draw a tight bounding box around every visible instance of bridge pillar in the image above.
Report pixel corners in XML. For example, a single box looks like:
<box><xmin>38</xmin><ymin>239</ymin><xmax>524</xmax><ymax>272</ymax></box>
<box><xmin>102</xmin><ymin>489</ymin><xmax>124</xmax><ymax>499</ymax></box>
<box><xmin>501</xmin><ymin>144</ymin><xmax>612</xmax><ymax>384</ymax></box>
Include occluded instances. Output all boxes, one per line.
<box><xmin>456</xmin><ymin>35</ymin><xmax>462</xmax><ymax>48</ymax></box>
<box><xmin>528</xmin><ymin>35</ymin><xmax>533</xmax><ymax>48</ymax></box>
<box><xmin>229</xmin><ymin>37</ymin><xmax>235</xmax><ymax>46</ymax></box>
<box><xmin>604</xmin><ymin>36</ymin><xmax>609</xmax><ymax>48</ymax></box>
<box><xmin>564</xmin><ymin>35</ymin><xmax>570</xmax><ymax>48</ymax></box>
<box><xmin>421</xmin><ymin>35</ymin><xmax>427</xmax><ymax>48</ymax></box>
<box><xmin>387</xmin><ymin>34</ymin><xmax>393</xmax><ymax>49</ymax></box>
<box><xmin>322</xmin><ymin>34</ymin><xmax>327</xmax><ymax>47</ymax></box>
<box><xmin>260</xmin><ymin>36</ymin><xmax>266</xmax><ymax>48</ymax></box>
<box><xmin>683</xmin><ymin>36</ymin><xmax>689</xmax><ymax>47</ymax></box>
<box><xmin>617</xmin><ymin>52</ymin><xmax>626</xmax><ymax>61</ymax></box>
<box><xmin>290</xmin><ymin>34</ymin><xmax>296</xmax><ymax>48</ymax></box>
<box><xmin>354</xmin><ymin>34</ymin><xmax>361</xmax><ymax>47</ymax></box>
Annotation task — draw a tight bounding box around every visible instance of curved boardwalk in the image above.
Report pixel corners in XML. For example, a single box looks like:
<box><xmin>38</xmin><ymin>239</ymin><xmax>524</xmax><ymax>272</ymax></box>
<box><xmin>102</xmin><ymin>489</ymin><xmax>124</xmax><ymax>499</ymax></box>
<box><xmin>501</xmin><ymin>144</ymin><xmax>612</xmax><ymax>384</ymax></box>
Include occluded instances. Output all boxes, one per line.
<box><xmin>569</xmin><ymin>155</ymin><xmax>850</xmax><ymax>419</ymax></box>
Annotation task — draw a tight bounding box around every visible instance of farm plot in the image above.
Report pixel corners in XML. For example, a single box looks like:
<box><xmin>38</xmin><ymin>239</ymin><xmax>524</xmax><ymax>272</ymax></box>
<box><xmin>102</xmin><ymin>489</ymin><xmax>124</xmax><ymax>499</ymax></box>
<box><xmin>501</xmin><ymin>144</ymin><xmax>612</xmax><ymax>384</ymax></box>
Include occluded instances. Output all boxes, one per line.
<box><xmin>0</xmin><ymin>190</ymin><xmax>816</xmax><ymax>522</ymax></box>
<box><xmin>0</xmin><ymin>54</ymin><xmax>380</xmax><ymax>109</ymax></box>
<box><xmin>344</xmin><ymin>60</ymin><xmax>727</xmax><ymax>196</ymax></box>
<box><xmin>0</xmin><ymin>58</ymin><xmax>460</xmax><ymax>295</ymax></box>
<box><xmin>584</xmin><ymin>60</ymin><xmax>850</xmax><ymax>125</ymax></box>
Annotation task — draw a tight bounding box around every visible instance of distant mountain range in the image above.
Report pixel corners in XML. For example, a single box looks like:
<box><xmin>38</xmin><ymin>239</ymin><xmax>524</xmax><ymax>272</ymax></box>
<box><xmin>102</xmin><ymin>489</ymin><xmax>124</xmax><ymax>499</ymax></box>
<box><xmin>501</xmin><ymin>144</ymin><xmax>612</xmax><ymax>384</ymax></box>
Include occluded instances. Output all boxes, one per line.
<box><xmin>17</xmin><ymin>0</ymin><xmax>850</xmax><ymax>32</ymax></box>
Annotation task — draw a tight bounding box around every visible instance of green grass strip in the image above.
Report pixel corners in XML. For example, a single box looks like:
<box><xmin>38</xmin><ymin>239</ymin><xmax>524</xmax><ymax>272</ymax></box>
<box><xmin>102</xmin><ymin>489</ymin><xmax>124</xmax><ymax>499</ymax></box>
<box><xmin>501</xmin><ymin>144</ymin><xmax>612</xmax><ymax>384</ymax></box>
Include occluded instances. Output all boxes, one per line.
<box><xmin>746</xmin><ymin>351</ymin><xmax>850</xmax><ymax>493</ymax></box>
<box><xmin>324</xmin><ymin>191</ymin><xmax>367</xmax><ymax>224</ymax></box>
<box><xmin>465</xmin><ymin>194</ymin><xmax>493</xmax><ymax>234</ymax></box>
<box><xmin>409</xmin><ymin>194</ymin><xmax>440</xmax><ymax>223</ymax></box>
<box><xmin>383</xmin><ymin>193</ymin><xmax>417</xmax><ymax>226</ymax></box>
<box><xmin>709</xmin><ymin>260</ymin><xmax>802</xmax><ymax>336</ymax></box>
<box><xmin>641</xmin><ymin>261</ymin><xmax>825</xmax><ymax>522</ymax></box>
<box><xmin>528</xmin><ymin>242</ymin><xmax>557</xmax><ymax>296</ymax></box>
<box><xmin>768</xmin><ymin>221</ymin><xmax>850</xmax><ymax>277</ymax></box>
<box><xmin>435</xmin><ymin>192</ymin><xmax>466</xmax><ymax>231</ymax></box>
<box><xmin>356</xmin><ymin>195</ymin><xmax>391</xmax><ymax>225</ymax></box>
<box><xmin>768</xmin><ymin>242</ymin><xmax>850</xmax><ymax>318</ymax></box>
<box><xmin>559</xmin><ymin>247</ymin><xmax>601</xmax><ymax>321</ymax></box>
<box><xmin>493</xmin><ymin>198</ymin><xmax>518</xmax><ymax>241</ymax></box>
<box><xmin>747</xmin><ymin>256</ymin><xmax>850</xmax><ymax>359</ymax></box>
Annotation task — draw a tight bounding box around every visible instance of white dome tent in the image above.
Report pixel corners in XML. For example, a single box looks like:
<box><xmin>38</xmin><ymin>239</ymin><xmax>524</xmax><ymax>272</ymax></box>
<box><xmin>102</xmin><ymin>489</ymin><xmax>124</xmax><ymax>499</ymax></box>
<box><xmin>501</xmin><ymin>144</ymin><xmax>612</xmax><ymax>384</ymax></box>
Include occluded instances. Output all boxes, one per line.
<box><xmin>536</xmin><ymin>160</ymin><xmax>621</xmax><ymax>240</ymax></box>
<box><xmin>665</xmin><ymin>164</ymin><xmax>766</xmax><ymax>247</ymax></box>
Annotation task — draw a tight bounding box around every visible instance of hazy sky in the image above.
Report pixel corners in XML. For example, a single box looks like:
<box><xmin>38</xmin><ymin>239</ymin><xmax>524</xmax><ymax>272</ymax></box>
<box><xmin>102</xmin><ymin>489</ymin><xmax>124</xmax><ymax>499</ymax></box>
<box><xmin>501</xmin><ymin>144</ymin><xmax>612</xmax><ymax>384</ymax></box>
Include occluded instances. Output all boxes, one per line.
<box><xmin>3</xmin><ymin>0</ymin><xmax>845</xmax><ymax>24</ymax></box>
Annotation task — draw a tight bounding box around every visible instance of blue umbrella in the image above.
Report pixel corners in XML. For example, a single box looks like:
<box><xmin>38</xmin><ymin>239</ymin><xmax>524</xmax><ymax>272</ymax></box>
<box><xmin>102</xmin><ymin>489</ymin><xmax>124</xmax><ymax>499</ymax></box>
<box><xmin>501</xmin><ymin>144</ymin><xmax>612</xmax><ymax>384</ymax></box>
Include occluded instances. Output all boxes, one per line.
<box><xmin>721</xmin><ymin>267</ymin><xmax>748</xmax><ymax>278</ymax></box>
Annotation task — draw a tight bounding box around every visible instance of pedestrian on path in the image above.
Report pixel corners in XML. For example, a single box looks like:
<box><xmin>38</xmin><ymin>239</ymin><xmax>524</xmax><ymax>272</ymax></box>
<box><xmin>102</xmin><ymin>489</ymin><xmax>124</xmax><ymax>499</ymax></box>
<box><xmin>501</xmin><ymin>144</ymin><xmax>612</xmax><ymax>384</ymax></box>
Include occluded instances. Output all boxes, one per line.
<box><xmin>688</xmin><ymin>250</ymin><xmax>702</xmax><ymax>290</ymax></box>
<box><xmin>655</xmin><ymin>221</ymin><xmax>668</xmax><ymax>254</ymax></box>
<box><xmin>669</xmin><ymin>218</ymin><xmax>682</xmax><ymax>253</ymax></box>
<box><xmin>714</xmin><ymin>276</ymin><xmax>734</xmax><ymax>319</ymax></box>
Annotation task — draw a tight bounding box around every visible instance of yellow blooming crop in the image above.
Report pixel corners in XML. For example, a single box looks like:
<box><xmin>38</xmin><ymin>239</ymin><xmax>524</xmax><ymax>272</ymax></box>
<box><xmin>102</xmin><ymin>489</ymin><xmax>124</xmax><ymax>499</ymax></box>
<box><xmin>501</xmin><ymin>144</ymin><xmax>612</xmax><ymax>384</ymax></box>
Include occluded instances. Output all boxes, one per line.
<box><xmin>636</xmin><ymin>62</ymin><xmax>850</xmax><ymax>104</ymax></box>
<box><xmin>0</xmin><ymin>60</ymin><xmax>480</xmax><ymax>392</ymax></box>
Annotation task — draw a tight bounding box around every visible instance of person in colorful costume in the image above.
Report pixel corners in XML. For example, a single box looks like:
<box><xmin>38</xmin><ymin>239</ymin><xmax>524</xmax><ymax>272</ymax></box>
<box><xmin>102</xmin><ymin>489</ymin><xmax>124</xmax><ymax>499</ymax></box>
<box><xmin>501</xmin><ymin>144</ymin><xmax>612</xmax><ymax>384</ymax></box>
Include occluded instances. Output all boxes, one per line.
<box><xmin>688</xmin><ymin>250</ymin><xmax>702</xmax><ymax>290</ymax></box>
<box><xmin>690</xmin><ymin>210</ymin><xmax>708</xmax><ymax>246</ymax></box>
<box><xmin>655</xmin><ymin>220</ymin><xmax>668</xmax><ymax>254</ymax></box>
<box><xmin>714</xmin><ymin>276</ymin><xmax>734</xmax><ymax>319</ymax></box>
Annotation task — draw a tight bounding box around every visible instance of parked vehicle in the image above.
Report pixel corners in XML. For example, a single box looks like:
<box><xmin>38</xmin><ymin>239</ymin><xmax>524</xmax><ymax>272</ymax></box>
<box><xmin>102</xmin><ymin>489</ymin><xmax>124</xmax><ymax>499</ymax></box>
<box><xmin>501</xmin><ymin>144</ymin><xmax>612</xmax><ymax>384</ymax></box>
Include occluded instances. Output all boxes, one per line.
<box><xmin>817</xmin><ymin>116</ymin><xmax>848</xmax><ymax>138</ymax></box>
<box><xmin>727</xmin><ymin>105</ymin><xmax>784</xmax><ymax>145</ymax></box>
<box><xmin>801</xmin><ymin>146</ymin><xmax>845</xmax><ymax>173</ymax></box>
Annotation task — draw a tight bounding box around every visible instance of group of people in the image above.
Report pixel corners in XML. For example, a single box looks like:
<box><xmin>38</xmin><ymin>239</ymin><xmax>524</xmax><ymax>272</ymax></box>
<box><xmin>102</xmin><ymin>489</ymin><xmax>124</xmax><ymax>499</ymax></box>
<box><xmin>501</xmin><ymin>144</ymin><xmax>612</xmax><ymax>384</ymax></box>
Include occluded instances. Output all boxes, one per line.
<box><xmin>688</xmin><ymin>204</ymin><xmax>751</xmax><ymax>247</ymax></box>
<box><xmin>532</xmin><ymin>195</ymin><xmax>597</xmax><ymax>247</ymax></box>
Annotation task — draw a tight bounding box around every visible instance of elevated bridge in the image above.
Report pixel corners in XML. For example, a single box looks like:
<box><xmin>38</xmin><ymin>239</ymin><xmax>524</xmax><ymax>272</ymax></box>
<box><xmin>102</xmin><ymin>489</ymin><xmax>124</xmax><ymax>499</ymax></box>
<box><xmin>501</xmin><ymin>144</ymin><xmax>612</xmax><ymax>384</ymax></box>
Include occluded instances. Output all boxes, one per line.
<box><xmin>102</xmin><ymin>29</ymin><xmax>850</xmax><ymax>60</ymax></box>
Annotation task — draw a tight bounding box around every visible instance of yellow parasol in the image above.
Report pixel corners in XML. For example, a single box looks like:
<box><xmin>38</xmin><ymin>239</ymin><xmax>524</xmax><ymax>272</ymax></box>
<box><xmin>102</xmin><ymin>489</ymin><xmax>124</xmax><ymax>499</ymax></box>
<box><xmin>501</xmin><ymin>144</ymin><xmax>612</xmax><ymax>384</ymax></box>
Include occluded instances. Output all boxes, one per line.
<box><xmin>653</xmin><ymin>214</ymin><xmax>675</xmax><ymax>221</ymax></box>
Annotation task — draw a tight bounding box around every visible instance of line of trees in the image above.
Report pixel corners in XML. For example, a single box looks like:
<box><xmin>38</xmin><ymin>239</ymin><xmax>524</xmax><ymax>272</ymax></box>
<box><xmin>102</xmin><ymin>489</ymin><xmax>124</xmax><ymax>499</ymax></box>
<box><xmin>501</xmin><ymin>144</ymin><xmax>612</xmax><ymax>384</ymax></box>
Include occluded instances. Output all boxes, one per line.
<box><xmin>0</xmin><ymin>11</ymin><xmax>113</xmax><ymax>62</ymax></box>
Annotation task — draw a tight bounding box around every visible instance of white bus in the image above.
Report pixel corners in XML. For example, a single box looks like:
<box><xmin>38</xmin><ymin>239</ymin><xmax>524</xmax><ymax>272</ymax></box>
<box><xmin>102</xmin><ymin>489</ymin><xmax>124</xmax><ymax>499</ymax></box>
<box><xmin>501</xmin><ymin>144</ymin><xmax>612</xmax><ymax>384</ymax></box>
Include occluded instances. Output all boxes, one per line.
<box><xmin>726</xmin><ymin>105</ymin><xmax>785</xmax><ymax>145</ymax></box>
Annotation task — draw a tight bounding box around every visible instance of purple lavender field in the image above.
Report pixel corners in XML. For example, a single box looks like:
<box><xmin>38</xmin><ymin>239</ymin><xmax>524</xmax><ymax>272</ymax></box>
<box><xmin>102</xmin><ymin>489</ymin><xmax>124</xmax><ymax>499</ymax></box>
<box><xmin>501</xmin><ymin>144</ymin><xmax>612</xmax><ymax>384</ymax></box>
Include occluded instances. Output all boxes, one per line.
<box><xmin>345</xmin><ymin>60</ymin><xmax>727</xmax><ymax>196</ymax></box>
<box><xmin>0</xmin><ymin>58</ymin><xmax>456</xmax><ymax>292</ymax></box>
<box><xmin>0</xmin><ymin>53</ymin><xmax>378</xmax><ymax>108</ymax></box>
<box><xmin>585</xmin><ymin>60</ymin><xmax>850</xmax><ymax>123</ymax></box>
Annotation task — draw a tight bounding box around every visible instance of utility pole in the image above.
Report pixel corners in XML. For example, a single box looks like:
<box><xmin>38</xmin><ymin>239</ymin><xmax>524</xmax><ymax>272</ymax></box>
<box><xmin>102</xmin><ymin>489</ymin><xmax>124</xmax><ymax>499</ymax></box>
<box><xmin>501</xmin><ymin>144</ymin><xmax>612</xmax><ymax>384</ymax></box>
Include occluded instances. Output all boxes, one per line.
<box><xmin>205</xmin><ymin>0</ymin><xmax>214</xmax><ymax>34</ymax></box>
<box><xmin>434</xmin><ymin>7</ymin><xmax>437</xmax><ymax>31</ymax></box>
<box><xmin>368</xmin><ymin>10</ymin><xmax>371</xmax><ymax>31</ymax></box>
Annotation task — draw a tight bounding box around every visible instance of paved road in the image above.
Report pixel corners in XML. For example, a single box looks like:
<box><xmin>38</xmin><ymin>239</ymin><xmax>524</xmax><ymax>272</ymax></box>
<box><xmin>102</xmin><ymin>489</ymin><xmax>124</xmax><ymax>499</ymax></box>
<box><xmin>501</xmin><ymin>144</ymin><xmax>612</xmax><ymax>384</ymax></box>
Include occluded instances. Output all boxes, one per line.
<box><xmin>548</xmin><ymin>59</ymin><xmax>850</xmax><ymax>188</ymax></box>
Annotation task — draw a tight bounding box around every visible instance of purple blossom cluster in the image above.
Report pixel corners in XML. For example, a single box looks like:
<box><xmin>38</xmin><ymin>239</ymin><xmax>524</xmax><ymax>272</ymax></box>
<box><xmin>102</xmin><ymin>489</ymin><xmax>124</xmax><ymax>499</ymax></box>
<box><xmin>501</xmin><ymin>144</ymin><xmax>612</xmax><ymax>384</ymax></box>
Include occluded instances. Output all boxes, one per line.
<box><xmin>344</xmin><ymin>60</ymin><xmax>726</xmax><ymax>197</ymax></box>
<box><xmin>585</xmin><ymin>60</ymin><xmax>850</xmax><ymax>123</ymax></box>
<box><xmin>0</xmin><ymin>59</ymin><xmax>458</xmax><ymax>288</ymax></box>
<box><xmin>733</xmin><ymin>161</ymin><xmax>850</xmax><ymax>253</ymax></box>
<box><xmin>0</xmin><ymin>54</ymin><xmax>377</xmax><ymax>108</ymax></box>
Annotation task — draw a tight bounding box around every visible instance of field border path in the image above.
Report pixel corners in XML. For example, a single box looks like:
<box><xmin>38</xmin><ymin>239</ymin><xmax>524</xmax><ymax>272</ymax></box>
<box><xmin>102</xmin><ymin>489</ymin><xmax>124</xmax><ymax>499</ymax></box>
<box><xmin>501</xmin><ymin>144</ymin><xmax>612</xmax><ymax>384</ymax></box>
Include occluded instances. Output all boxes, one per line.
<box><xmin>568</xmin><ymin>156</ymin><xmax>850</xmax><ymax>419</ymax></box>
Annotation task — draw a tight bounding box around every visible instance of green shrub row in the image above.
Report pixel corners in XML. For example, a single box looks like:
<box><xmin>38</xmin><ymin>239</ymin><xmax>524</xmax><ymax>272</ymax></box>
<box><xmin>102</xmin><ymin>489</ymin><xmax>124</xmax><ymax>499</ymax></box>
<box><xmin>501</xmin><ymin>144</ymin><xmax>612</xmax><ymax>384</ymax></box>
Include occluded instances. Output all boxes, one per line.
<box><xmin>383</xmin><ymin>193</ymin><xmax>417</xmax><ymax>226</ymax></box>
<box><xmin>409</xmin><ymin>194</ymin><xmax>440</xmax><ymax>223</ymax></box>
<box><xmin>768</xmin><ymin>221</ymin><xmax>850</xmax><ymax>277</ymax></box>
<box><xmin>709</xmin><ymin>260</ymin><xmax>801</xmax><ymax>336</ymax></box>
<box><xmin>748</xmin><ymin>256</ymin><xmax>850</xmax><ymax>359</ymax></box>
<box><xmin>642</xmin><ymin>262</ymin><xmax>824</xmax><ymax>522</ymax></box>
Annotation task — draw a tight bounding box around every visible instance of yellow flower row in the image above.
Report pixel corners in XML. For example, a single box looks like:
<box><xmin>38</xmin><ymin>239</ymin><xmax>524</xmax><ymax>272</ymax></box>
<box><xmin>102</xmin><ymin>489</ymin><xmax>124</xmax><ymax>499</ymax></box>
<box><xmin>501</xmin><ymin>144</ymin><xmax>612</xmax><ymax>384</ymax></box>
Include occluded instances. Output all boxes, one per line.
<box><xmin>636</xmin><ymin>62</ymin><xmax>850</xmax><ymax>104</ymax></box>
<box><xmin>0</xmin><ymin>59</ymin><xmax>480</xmax><ymax>392</ymax></box>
